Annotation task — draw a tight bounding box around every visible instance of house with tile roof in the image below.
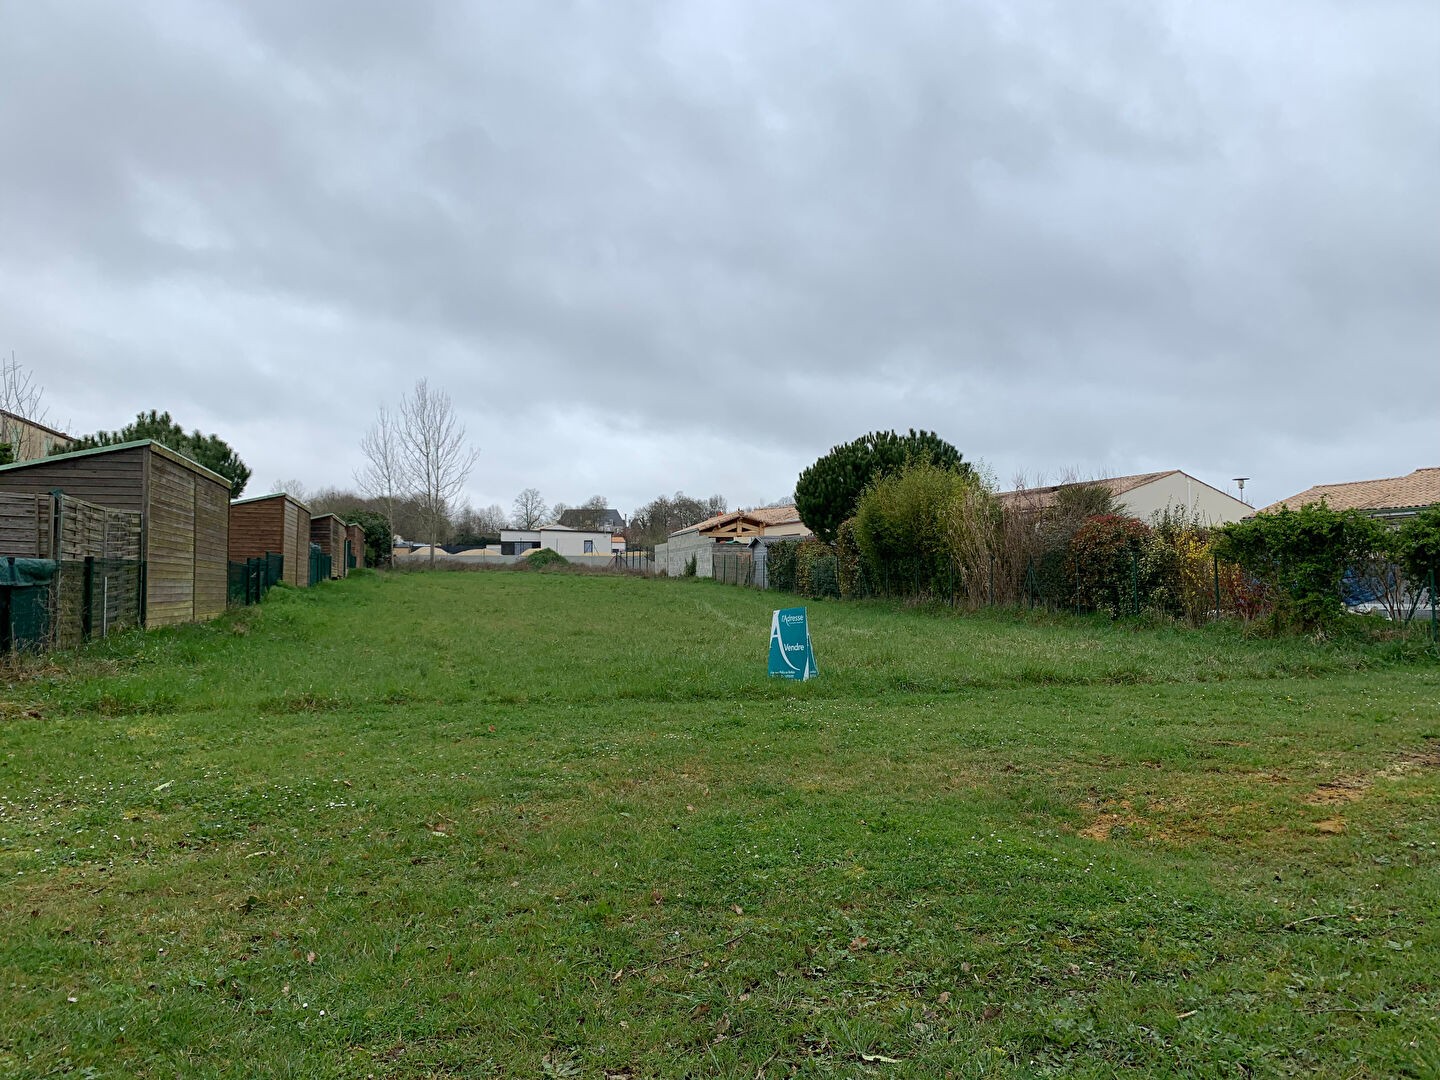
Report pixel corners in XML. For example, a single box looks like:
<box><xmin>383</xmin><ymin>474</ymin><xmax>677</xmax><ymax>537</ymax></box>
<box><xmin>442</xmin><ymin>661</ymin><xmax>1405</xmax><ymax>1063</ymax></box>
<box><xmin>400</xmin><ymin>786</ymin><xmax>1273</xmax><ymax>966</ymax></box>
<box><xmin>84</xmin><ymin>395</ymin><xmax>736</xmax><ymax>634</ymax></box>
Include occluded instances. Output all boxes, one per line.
<box><xmin>668</xmin><ymin>504</ymin><xmax>811</xmax><ymax>542</ymax></box>
<box><xmin>1260</xmin><ymin>467</ymin><xmax>1440</xmax><ymax>522</ymax></box>
<box><xmin>997</xmin><ymin>470</ymin><xmax>1251</xmax><ymax>525</ymax></box>
<box><xmin>655</xmin><ymin>504</ymin><xmax>810</xmax><ymax>578</ymax></box>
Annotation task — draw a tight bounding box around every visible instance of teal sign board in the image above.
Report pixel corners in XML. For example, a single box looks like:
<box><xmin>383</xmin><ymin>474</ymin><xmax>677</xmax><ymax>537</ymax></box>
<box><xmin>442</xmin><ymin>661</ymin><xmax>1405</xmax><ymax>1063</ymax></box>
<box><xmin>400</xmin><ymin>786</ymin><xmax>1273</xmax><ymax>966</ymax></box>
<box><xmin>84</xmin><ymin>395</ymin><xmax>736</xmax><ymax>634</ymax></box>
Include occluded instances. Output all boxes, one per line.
<box><xmin>768</xmin><ymin>606</ymin><xmax>817</xmax><ymax>680</ymax></box>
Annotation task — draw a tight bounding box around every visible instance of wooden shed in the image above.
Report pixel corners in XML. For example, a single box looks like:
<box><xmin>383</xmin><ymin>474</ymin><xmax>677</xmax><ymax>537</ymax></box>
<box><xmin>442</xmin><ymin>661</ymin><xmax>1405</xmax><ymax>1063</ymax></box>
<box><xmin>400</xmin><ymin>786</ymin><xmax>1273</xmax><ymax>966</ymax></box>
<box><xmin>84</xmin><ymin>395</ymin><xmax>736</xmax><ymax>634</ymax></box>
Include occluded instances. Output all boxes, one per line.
<box><xmin>0</xmin><ymin>440</ymin><xmax>230</xmax><ymax>627</ymax></box>
<box><xmin>345</xmin><ymin>522</ymin><xmax>365</xmax><ymax>571</ymax></box>
<box><xmin>310</xmin><ymin>513</ymin><xmax>348</xmax><ymax>579</ymax></box>
<box><xmin>229</xmin><ymin>492</ymin><xmax>312</xmax><ymax>588</ymax></box>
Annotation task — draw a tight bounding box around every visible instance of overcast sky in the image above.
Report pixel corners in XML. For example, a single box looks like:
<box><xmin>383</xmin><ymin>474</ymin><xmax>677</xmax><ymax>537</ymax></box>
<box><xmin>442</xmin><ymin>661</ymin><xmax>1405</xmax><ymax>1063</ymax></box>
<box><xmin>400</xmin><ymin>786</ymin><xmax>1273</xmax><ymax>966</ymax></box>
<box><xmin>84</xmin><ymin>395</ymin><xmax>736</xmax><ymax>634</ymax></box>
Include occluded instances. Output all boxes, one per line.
<box><xmin>3</xmin><ymin>1</ymin><xmax>1437</xmax><ymax>517</ymax></box>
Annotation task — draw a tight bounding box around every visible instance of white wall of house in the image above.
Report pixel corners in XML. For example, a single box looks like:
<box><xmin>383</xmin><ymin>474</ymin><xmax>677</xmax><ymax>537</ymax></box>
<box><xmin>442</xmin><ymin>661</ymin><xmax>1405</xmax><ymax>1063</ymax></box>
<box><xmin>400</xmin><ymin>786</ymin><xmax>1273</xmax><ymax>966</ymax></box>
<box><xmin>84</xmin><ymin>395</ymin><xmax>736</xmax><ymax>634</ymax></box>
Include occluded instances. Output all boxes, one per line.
<box><xmin>500</xmin><ymin>529</ymin><xmax>540</xmax><ymax>545</ymax></box>
<box><xmin>539</xmin><ymin>527</ymin><xmax>613</xmax><ymax>557</ymax></box>
<box><xmin>760</xmin><ymin>521</ymin><xmax>811</xmax><ymax>538</ymax></box>
<box><xmin>1117</xmin><ymin>474</ymin><xmax>1251</xmax><ymax>525</ymax></box>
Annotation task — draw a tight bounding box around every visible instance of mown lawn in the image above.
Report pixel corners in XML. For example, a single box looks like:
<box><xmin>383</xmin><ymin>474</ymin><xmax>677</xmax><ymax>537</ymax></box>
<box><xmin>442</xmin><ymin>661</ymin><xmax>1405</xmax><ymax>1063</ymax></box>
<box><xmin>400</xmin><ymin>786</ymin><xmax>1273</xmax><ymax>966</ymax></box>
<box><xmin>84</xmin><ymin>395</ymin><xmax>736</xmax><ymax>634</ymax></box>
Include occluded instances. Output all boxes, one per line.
<box><xmin>1</xmin><ymin>569</ymin><xmax>1437</xmax><ymax>1078</ymax></box>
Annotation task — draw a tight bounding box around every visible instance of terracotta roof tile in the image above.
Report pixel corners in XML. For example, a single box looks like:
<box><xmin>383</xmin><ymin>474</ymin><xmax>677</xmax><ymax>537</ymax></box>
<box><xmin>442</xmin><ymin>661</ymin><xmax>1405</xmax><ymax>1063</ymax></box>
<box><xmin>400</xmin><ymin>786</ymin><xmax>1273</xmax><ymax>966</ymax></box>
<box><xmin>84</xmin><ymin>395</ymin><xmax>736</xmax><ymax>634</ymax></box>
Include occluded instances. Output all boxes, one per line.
<box><xmin>672</xmin><ymin>504</ymin><xmax>804</xmax><ymax>537</ymax></box>
<box><xmin>1260</xmin><ymin>468</ymin><xmax>1440</xmax><ymax>514</ymax></box>
<box><xmin>996</xmin><ymin>471</ymin><xmax>1181</xmax><ymax>513</ymax></box>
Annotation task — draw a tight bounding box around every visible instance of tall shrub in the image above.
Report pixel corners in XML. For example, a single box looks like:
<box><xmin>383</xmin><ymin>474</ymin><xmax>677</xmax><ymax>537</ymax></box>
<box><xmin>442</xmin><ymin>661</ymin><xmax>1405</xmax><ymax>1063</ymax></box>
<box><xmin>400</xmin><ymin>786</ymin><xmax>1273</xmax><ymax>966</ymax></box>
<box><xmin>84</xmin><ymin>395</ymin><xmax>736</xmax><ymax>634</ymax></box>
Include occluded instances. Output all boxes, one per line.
<box><xmin>943</xmin><ymin>483</ymin><xmax>1003</xmax><ymax>607</ymax></box>
<box><xmin>1070</xmin><ymin>515</ymin><xmax>1152</xmax><ymax>616</ymax></box>
<box><xmin>768</xmin><ymin>539</ymin><xmax>801</xmax><ymax>594</ymax></box>
<box><xmin>1395</xmin><ymin>505</ymin><xmax>1440</xmax><ymax>588</ymax></box>
<box><xmin>1214</xmin><ymin>504</ymin><xmax>1392</xmax><ymax>632</ymax></box>
<box><xmin>1141</xmin><ymin>506</ymin><xmax>1214</xmax><ymax>623</ymax></box>
<box><xmin>795</xmin><ymin>540</ymin><xmax>841</xmax><ymax>599</ymax></box>
<box><xmin>1023</xmin><ymin>485</ymin><xmax>1120</xmax><ymax>609</ymax></box>
<box><xmin>795</xmin><ymin>430</ymin><xmax>971</xmax><ymax>543</ymax></box>
<box><xmin>853</xmin><ymin>462</ymin><xmax>972</xmax><ymax>597</ymax></box>
<box><xmin>835</xmin><ymin>518</ymin><xmax>869</xmax><ymax>598</ymax></box>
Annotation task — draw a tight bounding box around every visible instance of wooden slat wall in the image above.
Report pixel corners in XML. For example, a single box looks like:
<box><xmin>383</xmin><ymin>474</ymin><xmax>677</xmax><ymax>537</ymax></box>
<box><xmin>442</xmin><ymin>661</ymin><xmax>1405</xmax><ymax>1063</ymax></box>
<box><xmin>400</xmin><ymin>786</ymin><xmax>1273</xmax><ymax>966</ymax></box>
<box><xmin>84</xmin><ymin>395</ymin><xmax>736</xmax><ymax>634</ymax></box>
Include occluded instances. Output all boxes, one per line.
<box><xmin>0</xmin><ymin>492</ymin><xmax>51</xmax><ymax>557</ymax></box>
<box><xmin>331</xmin><ymin>518</ymin><xmax>347</xmax><ymax>579</ymax></box>
<box><xmin>0</xmin><ymin>446</ymin><xmax>147</xmax><ymax>512</ymax></box>
<box><xmin>285</xmin><ymin>500</ymin><xmax>309</xmax><ymax>587</ymax></box>
<box><xmin>192</xmin><ymin>478</ymin><xmax>228</xmax><ymax>622</ymax></box>
<box><xmin>145</xmin><ymin>454</ymin><xmax>197</xmax><ymax>626</ymax></box>
<box><xmin>229</xmin><ymin>498</ymin><xmax>284</xmax><ymax>562</ymax></box>
<box><xmin>230</xmin><ymin>495</ymin><xmax>310</xmax><ymax>588</ymax></box>
<box><xmin>53</xmin><ymin>496</ymin><xmax>143</xmax><ymax>647</ymax></box>
<box><xmin>346</xmin><ymin>523</ymin><xmax>365</xmax><ymax>569</ymax></box>
<box><xmin>310</xmin><ymin>514</ymin><xmax>347</xmax><ymax>579</ymax></box>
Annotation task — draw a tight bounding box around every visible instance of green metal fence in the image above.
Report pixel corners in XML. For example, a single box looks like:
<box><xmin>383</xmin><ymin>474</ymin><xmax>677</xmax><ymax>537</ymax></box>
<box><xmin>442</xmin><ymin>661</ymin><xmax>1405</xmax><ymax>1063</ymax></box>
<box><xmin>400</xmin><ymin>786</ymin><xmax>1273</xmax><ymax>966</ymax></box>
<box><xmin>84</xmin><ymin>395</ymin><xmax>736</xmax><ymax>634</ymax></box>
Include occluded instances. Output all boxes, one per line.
<box><xmin>308</xmin><ymin>545</ymin><xmax>332</xmax><ymax>586</ymax></box>
<box><xmin>228</xmin><ymin>552</ymin><xmax>285</xmax><ymax>606</ymax></box>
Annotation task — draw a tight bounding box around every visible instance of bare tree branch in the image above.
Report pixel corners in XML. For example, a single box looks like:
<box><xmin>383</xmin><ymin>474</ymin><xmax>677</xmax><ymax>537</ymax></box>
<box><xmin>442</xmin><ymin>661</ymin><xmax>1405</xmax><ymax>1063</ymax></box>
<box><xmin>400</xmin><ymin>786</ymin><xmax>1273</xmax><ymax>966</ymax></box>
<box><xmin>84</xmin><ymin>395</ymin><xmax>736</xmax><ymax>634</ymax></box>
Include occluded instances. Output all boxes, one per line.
<box><xmin>356</xmin><ymin>405</ymin><xmax>405</xmax><ymax>556</ymax></box>
<box><xmin>512</xmin><ymin>488</ymin><xmax>548</xmax><ymax>531</ymax></box>
<box><xmin>396</xmin><ymin>379</ymin><xmax>478</xmax><ymax>566</ymax></box>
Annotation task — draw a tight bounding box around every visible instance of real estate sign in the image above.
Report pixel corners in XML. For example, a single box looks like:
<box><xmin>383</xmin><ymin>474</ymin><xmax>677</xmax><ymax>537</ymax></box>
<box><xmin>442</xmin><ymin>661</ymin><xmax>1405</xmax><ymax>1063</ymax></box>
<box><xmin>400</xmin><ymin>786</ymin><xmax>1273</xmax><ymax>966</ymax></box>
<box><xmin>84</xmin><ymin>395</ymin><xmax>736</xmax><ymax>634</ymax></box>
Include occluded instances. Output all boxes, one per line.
<box><xmin>768</xmin><ymin>606</ymin><xmax>817</xmax><ymax>680</ymax></box>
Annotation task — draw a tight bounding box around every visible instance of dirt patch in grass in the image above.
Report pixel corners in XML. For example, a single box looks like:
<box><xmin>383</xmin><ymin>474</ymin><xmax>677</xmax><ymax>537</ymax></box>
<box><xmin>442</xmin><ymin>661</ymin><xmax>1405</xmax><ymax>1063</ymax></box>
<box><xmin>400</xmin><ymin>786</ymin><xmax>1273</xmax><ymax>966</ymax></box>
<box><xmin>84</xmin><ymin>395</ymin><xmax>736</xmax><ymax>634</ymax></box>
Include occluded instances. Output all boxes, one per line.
<box><xmin>1303</xmin><ymin>743</ymin><xmax>1440</xmax><ymax>806</ymax></box>
<box><xmin>1077</xmin><ymin>798</ymin><xmax>1171</xmax><ymax>842</ymax></box>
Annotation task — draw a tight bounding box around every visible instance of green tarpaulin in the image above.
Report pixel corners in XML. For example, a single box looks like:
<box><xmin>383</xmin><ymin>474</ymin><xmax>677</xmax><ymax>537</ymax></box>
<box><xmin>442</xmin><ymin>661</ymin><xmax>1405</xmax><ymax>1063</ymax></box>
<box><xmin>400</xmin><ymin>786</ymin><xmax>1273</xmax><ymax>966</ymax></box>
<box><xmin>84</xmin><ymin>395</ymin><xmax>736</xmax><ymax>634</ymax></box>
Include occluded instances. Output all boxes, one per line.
<box><xmin>0</xmin><ymin>558</ymin><xmax>56</xmax><ymax>587</ymax></box>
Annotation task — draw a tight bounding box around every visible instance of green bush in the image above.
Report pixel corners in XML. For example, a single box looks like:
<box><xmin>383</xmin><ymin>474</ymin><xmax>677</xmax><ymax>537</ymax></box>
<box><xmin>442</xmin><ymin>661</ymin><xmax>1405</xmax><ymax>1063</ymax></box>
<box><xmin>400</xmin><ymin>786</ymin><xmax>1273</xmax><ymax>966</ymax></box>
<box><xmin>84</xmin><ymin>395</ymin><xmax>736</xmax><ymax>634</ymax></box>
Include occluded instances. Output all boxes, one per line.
<box><xmin>835</xmin><ymin>518</ymin><xmax>868</xmax><ymax>598</ymax></box>
<box><xmin>1395</xmin><ymin>505</ymin><xmax>1440</xmax><ymax>585</ymax></box>
<box><xmin>768</xmin><ymin>540</ymin><xmax>801</xmax><ymax>594</ymax></box>
<box><xmin>795</xmin><ymin>429</ymin><xmax>971</xmax><ymax>543</ymax></box>
<box><xmin>1215</xmin><ymin>504</ymin><xmax>1392</xmax><ymax>633</ymax></box>
<box><xmin>854</xmin><ymin>463</ymin><xmax>971</xmax><ymax>597</ymax></box>
<box><xmin>1070</xmin><ymin>515</ymin><xmax>1151</xmax><ymax>617</ymax></box>
<box><xmin>795</xmin><ymin>541</ymin><xmax>841</xmax><ymax>599</ymax></box>
<box><xmin>1016</xmin><ymin>483</ymin><xmax>1122</xmax><ymax>610</ymax></box>
<box><xmin>525</xmin><ymin>548</ymin><xmax>569</xmax><ymax>571</ymax></box>
<box><xmin>682</xmin><ymin>553</ymin><xmax>698</xmax><ymax>577</ymax></box>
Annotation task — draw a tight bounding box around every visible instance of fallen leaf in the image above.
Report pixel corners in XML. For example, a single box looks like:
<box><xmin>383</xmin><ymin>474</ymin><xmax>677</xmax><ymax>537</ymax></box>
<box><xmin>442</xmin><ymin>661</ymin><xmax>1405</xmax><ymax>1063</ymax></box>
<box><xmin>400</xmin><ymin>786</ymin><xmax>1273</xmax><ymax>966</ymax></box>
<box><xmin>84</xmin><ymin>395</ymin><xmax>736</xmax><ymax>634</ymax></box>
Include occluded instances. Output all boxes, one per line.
<box><xmin>860</xmin><ymin>1052</ymin><xmax>902</xmax><ymax>1063</ymax></box>
<box><xmin>153</xmin><ymin>781</ymin><xmax>173</xmax><ymax>792</ymax></box>
<box><xmin>937</xmin><ymin>991</ymin><xmax>951</xmax><ymax>1005</ymax></box>
<box><xmin>848</xmin><ymin>935</ymin><xmax>869</xmax><ymax>951</ymax></box>
<box><xmin>731</xmin><ymin>904</ymin><xmax>743</xmax><ymax>915</ymax></box>
<box><xmin>981</xmin><ymin>1005</ymin><xmax>1001</xmax><ymax>1021</ymax></box>
<box><xmin>306</xmin><ymin>951</ymin><xmax>316</xmax><ymax>964</ymax></box>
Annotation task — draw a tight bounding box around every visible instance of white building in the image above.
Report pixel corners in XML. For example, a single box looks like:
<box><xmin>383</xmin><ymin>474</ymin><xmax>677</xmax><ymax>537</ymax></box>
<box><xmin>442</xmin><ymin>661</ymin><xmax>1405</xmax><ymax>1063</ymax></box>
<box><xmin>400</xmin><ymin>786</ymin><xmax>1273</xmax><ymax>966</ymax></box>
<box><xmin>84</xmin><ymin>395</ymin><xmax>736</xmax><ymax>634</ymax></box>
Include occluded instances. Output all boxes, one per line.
<box><xmin>998</xmin><ymin>470</ymin><xmax>1252</xmax><ymax>525</ymax></box>
<box><xmin>538</xmin><ymin>523</ymin><xmax>615</xmax><ymax>557</ymax></box>
<box><xmin>499</xmin><ymin>529</ymin><xmax>541</xmax><ymax>555</ymax></box>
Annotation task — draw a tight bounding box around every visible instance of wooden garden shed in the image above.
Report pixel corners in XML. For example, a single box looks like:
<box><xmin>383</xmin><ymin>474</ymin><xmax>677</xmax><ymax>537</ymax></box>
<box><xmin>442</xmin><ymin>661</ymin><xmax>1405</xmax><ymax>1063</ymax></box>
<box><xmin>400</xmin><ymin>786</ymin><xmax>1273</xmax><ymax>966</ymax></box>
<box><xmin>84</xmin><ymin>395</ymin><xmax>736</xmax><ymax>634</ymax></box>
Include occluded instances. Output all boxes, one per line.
<box><xmin>345</xmin><ymin>522</ymin><xmax>365</xmax><ymax>571</ymax></box>
<box><xmin>0</xmin><ymin>440</ymin><xmax>230</xmax><ymax>627</ymax></box>
<box><xmin>229</xmin><ymin>492</ymin><xmax>312</xmax><ymax>588</ymax></box>
<box><xmin>310</xmin><ymin>513</ymin><xmax>348</xmax><ymax>579</ymax></box>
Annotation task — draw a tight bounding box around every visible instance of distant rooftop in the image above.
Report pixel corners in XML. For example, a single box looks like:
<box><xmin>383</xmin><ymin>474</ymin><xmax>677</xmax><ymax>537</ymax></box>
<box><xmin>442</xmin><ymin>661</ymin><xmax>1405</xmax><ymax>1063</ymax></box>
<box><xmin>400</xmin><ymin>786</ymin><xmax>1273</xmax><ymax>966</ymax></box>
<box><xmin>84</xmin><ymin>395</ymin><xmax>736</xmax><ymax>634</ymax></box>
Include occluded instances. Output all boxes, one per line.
<box><xmin>995</xmin><ymin>471</ymin><xmax>1183</xmax><ymax>513</ymax></box>
<box><xmin>1261</xmin><ymin>468</ymin><xmax>1440</xmax><ymax>515</ymax></box>
<box><xmin>557</xmin><ymin>507</ymin><xmax>627</xmax><ymax>530</ymax></box>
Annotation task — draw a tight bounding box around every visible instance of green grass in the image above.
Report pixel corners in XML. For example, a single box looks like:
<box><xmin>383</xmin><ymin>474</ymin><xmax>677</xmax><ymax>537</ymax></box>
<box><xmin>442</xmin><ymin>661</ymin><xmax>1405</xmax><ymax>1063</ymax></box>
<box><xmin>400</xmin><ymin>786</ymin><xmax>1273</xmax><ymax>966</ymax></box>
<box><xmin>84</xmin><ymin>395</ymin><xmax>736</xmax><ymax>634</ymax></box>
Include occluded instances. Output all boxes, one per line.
<box><xmin>2</xmin><ymin>570</ymin><xmax>1437</xmax><ymax>1078</ymax></box>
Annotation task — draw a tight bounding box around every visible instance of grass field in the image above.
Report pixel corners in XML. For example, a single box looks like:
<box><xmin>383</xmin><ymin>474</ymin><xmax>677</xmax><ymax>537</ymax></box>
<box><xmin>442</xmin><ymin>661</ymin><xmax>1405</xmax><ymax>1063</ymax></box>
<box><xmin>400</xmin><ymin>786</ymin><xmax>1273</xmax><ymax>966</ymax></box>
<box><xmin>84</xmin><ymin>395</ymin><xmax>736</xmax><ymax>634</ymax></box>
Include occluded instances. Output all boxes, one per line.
<box><xmin>2</xmin><ymin>570</ymin><xmax>1437</xmax><ymax>1078</ymax></box>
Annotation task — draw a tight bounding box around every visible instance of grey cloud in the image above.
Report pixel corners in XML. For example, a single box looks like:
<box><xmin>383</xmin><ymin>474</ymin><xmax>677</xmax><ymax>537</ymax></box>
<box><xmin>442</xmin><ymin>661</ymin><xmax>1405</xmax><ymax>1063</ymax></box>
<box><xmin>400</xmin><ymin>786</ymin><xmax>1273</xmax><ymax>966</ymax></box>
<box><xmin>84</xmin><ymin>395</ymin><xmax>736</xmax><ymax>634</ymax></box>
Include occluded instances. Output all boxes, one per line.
<box><xmin>1</xmin><ymin>0</ymin><xmax>1436</xmax><ymax>514</ymax></box>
